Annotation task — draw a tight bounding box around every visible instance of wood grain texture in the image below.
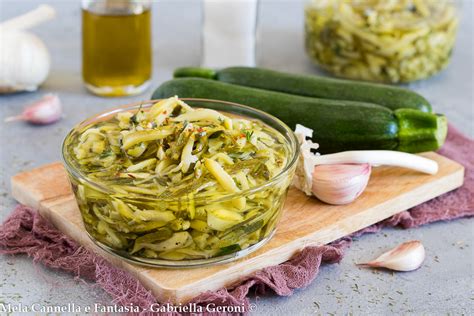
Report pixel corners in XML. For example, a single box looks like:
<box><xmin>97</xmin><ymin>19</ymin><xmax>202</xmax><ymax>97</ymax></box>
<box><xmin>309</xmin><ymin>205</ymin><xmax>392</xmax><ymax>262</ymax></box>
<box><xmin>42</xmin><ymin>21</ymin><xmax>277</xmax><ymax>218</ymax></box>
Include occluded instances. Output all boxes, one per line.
<box><xmin>10</xmin><ymin>152</ymin><xmax>464</xmax><ymax>303</ymax></box>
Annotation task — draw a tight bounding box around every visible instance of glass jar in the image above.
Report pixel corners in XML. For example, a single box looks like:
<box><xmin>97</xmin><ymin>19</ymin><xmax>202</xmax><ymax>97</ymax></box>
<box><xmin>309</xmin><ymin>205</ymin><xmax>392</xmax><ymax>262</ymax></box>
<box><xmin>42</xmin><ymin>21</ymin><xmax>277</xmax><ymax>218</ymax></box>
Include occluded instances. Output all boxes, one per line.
<box><xmin>82</xmin><ymin>0</ymin><xmax>152</xmax><ymax>97</ymax></box>
<box><xmin>62</xmin><ymin>99</ymin><xmax>299</xmax><ymax>267</ymax></box>
<box><xmin>304</xmin><ymin>0</ymin><xmax>458</xmax><ymax>83</ymax></box>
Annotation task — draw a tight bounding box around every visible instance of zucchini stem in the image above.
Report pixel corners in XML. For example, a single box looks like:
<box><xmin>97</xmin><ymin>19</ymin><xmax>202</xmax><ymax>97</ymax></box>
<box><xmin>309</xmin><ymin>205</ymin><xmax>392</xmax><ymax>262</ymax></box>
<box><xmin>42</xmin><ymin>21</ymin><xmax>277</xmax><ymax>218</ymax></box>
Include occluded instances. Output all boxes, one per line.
<box><xmin>395</xmin><ymin>109</ymin><xmax>448</xmax><ymax>153</ymax></box>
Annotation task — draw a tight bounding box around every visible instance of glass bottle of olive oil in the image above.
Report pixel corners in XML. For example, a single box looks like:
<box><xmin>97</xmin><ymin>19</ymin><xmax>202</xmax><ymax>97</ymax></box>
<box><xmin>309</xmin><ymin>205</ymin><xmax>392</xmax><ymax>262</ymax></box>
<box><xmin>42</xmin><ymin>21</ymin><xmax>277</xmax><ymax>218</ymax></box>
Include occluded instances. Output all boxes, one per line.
<box><xmin>82</xmin><ymin>0</ymin><xmax>151</xmax><ymax>97</ymax></box>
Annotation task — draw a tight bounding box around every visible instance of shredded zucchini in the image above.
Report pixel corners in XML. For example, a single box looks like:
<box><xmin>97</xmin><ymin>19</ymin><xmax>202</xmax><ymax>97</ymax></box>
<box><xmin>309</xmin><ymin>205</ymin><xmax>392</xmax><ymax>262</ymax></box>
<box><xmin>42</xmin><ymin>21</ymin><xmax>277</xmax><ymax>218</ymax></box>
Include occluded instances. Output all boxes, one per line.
<box><xmin>65</xmin><ymin>97</ymin><xmax>293</xmax><ymax>260</ymax></box>
<box><xmin>305</xmin><ymin>0</ymin><xmax>458</xmax><ymax>83</ymax></box>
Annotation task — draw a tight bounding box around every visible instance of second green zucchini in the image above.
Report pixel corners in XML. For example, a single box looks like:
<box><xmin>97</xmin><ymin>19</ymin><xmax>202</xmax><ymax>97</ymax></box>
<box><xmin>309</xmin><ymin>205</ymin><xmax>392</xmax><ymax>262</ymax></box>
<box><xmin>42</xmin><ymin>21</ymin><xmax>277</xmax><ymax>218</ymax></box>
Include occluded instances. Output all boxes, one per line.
<box><xmin>174</xmin><ymin>66</ymin><xmax>433</xmax><ymax>113</ymax></box>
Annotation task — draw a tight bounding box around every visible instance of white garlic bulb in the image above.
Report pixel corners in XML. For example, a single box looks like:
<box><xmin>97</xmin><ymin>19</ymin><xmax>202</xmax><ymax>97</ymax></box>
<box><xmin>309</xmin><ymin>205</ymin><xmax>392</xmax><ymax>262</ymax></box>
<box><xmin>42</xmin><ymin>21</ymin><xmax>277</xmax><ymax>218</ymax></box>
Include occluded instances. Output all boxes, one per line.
<box><xmin>0</xmin><ymin>29</ymin><xmax>51</xmax><ymax>93</ymax></box>
<box><xmin>293</xmin><ymin>124</ymin><xmax>438</xmax><ymax>205</ymax></box>
<box><xmin>0</xmin><ymin>5</ymin><xmax>55</xmax><ymax>93</ymax></box>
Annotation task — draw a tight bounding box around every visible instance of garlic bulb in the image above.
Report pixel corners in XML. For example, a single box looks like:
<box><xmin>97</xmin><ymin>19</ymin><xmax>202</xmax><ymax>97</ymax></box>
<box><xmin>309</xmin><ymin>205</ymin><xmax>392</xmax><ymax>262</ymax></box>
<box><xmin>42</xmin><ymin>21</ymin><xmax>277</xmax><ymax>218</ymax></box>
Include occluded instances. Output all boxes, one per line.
<box><xmin>312</xmin><ymin>163</ymin><xmax>371</xmax><ymax>205</ymax></box>
<box><xmin>358</xmin><ymin>240</ymin><xmax>426</xmax><ymax>272</ymax></box>
<box><xmin>0</xmin><ymin>29</ymin><xmax>51</xmax><ymax>93</ymax></box>
<box><xmin>293</xmin><ymin>124</ymin><xmax>438</xmax><ymax>205</ymax></box>
<box><xmin>0</xmin><ymin>5</ymin><xmax>55</xmax><ymax>93</ymax></box>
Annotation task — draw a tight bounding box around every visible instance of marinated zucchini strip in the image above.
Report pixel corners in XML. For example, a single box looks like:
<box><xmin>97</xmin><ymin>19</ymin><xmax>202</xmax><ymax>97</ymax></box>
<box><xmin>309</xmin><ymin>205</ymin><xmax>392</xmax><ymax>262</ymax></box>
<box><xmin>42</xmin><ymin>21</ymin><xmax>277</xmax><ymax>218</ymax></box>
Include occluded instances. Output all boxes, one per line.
<box><xmin>135</xmin><ymin>210</ymin><xmax>176</xmax><ymax>222</ymax></box>
<box><xmin>207</xmin><ymin>208</ymin><xmax>244</xmax><ymax>231</ymax></box>
<box><xmin>147</xmin><ymin>97</ymin><xmax>178</xmax><ymax>126</ymax></box>
<box><xmin>204</xmin><ymin>158</ymin><xmax>246</xmax><ymax>209</ymax></box>
<box><xmin>144</xmin><ymin>232</ymin><xmax>193</xmax><ymax>252</ymax></box>
<box><xmin>131</xmin><ymin>228</ymin><xmax>173</xmax><ymax>254</ymax></box>
<box><xmin>111</xmin><ymin>199</ymin><xmax>135</xmax><ymax>220</ymax></box>
<box><xmin>204</xmin><ymin>158</ymin><xmax>239</xmax><ymax>193</ymax></box>
<box><xmin>174</xmin><ymin>108</ymin><xmax>231</xmax><ymax>128</ymax></box>
<box><xmin>122</xmin><ymin>130</ymin><xmax>173</xmax><ymax>150</ymax></box>
<box><xmin>126</xmin><ymin>158</ymin><xmax>157</xmax><ymax>172</ymax></box>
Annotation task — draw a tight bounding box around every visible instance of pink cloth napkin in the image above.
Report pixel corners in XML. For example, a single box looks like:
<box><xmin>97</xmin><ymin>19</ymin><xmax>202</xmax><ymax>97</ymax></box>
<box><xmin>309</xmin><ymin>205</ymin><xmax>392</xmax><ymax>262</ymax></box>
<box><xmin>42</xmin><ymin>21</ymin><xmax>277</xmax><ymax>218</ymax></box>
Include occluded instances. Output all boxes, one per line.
<box><xmin>1</xmin><ymin>125</ymin><xmax>473</xmax><ymax>315</ymax></box>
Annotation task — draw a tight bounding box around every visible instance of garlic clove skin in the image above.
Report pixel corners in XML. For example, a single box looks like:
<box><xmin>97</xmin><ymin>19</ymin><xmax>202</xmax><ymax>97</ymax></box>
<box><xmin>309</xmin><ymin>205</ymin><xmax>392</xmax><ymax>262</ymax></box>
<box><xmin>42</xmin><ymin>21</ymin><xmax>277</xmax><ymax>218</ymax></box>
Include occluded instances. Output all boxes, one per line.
<box><xmin>0</xmin><ymin>29</ymin><xmax>51</xmax><ymax>93</ymax></box>
<box><xmin>358</xmin><ymin>240</ymin><xmax>426</xmax><ymax>272</ymax></box>
<box><xmin>5</xmin><ymin>94</ymin><xmax>62</xmax><ymax>125</ymax></box>
<box><xmin>312</xmin><ymin>163</ymin><xmax>371</xmax><ymax>205</ymax></box>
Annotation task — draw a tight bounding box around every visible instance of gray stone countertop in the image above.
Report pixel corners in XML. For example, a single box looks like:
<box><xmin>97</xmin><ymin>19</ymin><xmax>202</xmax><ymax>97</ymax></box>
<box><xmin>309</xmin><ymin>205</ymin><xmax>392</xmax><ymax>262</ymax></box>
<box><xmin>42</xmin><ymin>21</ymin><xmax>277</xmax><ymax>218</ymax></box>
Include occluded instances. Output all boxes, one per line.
<box><xmin>0</xmin><ymin>1</ymin><xmax>472</xmax><ymax>315</ymax></box>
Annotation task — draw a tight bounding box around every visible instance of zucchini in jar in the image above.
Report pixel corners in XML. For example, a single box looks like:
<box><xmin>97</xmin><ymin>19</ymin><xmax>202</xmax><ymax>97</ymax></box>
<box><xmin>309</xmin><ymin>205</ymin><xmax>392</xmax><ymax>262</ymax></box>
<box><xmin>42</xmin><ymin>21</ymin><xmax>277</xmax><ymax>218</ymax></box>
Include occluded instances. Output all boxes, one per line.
<box><xmin>304</xmin><ymin>0</ymin><xmax>458</xmax><ymax>83</ymax></box>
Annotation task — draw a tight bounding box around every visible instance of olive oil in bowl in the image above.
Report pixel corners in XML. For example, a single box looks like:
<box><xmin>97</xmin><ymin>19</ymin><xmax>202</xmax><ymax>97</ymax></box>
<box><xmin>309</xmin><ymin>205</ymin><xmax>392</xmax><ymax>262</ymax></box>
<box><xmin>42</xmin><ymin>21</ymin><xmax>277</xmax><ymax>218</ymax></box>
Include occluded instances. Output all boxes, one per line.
<box><xmin>82</xmin><ymin>0</ymin><xmax>151</xmax><ymax>97</ymax></box>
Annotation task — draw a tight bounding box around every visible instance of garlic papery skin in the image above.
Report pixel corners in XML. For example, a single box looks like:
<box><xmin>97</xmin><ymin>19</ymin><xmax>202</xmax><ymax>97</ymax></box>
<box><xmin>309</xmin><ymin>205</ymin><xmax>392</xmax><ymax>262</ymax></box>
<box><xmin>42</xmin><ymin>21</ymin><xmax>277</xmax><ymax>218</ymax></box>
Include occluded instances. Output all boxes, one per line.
<box><xmin>292</xmin><ymin>124</ymin><xmax>320</xmax><ymax>196</ymax></box>
<box><xmin>0</xmin><ymin>29</ymin><xmax>50</xmax><ymax>93</ymax></box>
<box><xmin>358</xmin><ymin>240</ymin><xmax>426</xmax><ymax>272</ymax></box>
<box><xmin>312</xmin><ymin>163</ymin><xmax>371</xmax><ymax>205</ymax></box>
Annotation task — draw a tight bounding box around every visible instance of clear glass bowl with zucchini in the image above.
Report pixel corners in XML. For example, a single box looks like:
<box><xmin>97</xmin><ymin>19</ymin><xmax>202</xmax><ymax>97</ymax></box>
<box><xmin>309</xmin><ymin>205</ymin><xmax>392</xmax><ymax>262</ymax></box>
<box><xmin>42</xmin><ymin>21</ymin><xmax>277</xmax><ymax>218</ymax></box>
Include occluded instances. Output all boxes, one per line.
<box><xmin>304</xmin><ymin>0</ymin><xmax>458</xmax><ymax>83</ymax></box>
<box><xmin>62</xmin><ymin>97</ymin><xmax>299</xmax><ymax>267</ymax></box>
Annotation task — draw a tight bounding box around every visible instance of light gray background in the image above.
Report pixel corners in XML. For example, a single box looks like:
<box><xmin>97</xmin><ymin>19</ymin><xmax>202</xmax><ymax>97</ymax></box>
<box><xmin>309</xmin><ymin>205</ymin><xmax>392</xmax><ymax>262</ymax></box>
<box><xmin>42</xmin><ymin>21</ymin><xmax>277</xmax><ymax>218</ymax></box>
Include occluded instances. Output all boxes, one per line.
<box><xmin>0</xmin><ymin>0</ymin><xmax>473</xmax><ymax>315</ymax></box>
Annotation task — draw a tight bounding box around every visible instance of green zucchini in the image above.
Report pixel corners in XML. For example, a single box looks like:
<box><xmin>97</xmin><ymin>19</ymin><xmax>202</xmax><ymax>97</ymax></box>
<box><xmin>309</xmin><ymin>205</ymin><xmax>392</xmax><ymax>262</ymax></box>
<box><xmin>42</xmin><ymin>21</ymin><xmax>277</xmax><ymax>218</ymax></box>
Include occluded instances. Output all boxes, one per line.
<box><xmin>174</xmin><ymin>66</ymin><xmax>432</xmax><ymax>113</ymax></box>
<box><xmin>174</xmin><ymin>67</ymin><xmax>217</xmax><ymax>80</ymax></box>
<box><xmin>151</xmin><ymin>78</ymin><xmax>447</xmax><ymax>154</ymax></box>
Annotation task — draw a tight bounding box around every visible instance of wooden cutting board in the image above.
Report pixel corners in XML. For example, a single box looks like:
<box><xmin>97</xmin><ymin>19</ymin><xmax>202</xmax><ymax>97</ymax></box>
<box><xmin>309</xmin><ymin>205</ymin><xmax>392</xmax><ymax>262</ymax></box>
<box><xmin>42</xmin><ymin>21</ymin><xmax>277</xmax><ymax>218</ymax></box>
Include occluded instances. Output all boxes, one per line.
<box><xmin>10</xmin><ymin>152</ymin><xmax>464</xmax><ymax>303</ymax></box>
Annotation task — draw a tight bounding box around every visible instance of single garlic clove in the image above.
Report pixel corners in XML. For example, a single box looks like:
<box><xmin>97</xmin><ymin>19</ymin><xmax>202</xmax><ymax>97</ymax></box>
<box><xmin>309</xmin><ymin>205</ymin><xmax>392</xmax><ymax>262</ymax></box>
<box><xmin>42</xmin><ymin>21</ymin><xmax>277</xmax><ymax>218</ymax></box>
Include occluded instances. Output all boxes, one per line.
<box><xmin>5</xmin><ymin>94</ymin><xmax>62</xmax><ymax>125</ymax></box>
<box><xmin>358</xmin><ymin>240</ymin><xmax>426</xmax><ymax>272</ymax></box>
<box><xmin>311</xmin><ymin>163</ymin><xmax>371</xmax><ymax>205</ymax></box>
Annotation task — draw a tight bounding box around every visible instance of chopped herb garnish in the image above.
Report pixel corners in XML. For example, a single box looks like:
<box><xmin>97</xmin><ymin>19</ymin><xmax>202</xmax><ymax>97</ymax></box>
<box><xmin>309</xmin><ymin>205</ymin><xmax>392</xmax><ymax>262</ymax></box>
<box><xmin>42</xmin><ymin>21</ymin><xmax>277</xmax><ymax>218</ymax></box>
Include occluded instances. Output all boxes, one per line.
<box><xmin>99</xmin><ymin>150</ymin><xmax>113</xmax><ymax>158</ymax></box>
<box><xmin>243</xmin><ymin>130</ymin><xmax>254</xmax><ymax>142</ymax></box>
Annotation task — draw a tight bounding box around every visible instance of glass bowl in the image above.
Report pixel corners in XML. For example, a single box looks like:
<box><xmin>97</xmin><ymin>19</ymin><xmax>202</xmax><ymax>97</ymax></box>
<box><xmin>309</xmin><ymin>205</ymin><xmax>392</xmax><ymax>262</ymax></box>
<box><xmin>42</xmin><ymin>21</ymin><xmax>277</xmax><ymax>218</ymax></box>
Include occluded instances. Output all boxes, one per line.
<box><xmin>62</xmin><ymin>98</ymin><xmax>299</xmax><ymax>267</ymax></box>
